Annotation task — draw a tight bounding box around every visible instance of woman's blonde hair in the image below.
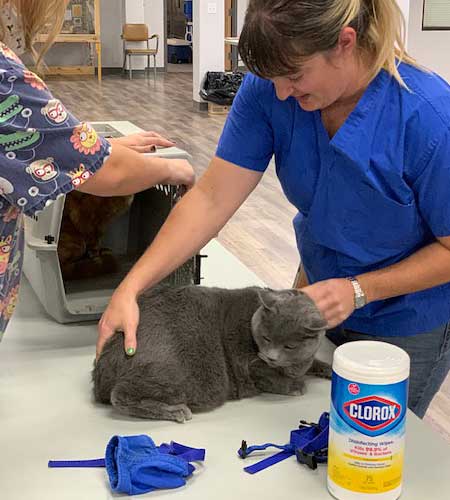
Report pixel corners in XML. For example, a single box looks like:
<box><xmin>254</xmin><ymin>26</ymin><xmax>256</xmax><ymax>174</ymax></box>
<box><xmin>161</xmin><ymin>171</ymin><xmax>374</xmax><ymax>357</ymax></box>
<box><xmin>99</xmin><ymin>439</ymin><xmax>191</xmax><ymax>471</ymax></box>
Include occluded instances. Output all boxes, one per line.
<box><xmin>239</xmin><ymin>0</ymin><xmax>418</xmax><ymax>87</ymax></box>
<box><xmin>1</xmin><ymin>0</ymin><xmax>69</xmax><ymax>65</ymax></box>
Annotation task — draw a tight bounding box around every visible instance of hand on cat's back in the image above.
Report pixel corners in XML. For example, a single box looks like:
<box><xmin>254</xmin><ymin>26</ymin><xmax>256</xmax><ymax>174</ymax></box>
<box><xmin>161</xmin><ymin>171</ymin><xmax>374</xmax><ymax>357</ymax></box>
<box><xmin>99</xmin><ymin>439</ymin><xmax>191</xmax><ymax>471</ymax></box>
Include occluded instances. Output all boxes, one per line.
<box><xmin>97</xmin><ymin>286</ymin><xmax>140</xmax><ymax>359</ymax></box>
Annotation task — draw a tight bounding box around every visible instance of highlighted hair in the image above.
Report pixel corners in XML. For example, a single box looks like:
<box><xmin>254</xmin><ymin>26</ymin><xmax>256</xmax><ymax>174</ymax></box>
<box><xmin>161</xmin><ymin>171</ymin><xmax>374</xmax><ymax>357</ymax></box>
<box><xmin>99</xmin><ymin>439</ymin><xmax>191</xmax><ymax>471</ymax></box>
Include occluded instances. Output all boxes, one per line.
<box><xmin>239</xmin><ymin>0</ymin><xmax>418</xmax><ymax>86</ymax></box>
<box><xmin>0</xmin><ymin>0</ymin><xmax>69</xmax><ymax>66</ymax></box>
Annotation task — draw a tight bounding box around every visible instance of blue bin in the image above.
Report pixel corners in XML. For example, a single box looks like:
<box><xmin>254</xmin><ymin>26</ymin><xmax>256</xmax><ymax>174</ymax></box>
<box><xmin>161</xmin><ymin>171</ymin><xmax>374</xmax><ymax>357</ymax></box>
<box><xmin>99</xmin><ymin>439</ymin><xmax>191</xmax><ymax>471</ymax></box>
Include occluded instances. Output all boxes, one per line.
<box><xmin>167</xmin><ymin>43</ymin><xmax>192</xmax><ymax>64</ymax></box>
<box><xmin>184</xmin><ymin>1</ymin><xmax>193</xmax><ymax>21</ymax></box>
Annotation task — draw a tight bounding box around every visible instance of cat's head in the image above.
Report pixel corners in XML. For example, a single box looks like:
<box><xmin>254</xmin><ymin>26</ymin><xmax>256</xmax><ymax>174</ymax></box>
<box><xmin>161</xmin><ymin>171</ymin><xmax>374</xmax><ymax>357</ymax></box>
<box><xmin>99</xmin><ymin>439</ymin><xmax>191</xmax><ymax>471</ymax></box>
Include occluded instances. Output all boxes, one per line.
<box><xmin>251</xmin><ymin>289</ymin><xmax>327</xmax><ymax>368</ymax></box>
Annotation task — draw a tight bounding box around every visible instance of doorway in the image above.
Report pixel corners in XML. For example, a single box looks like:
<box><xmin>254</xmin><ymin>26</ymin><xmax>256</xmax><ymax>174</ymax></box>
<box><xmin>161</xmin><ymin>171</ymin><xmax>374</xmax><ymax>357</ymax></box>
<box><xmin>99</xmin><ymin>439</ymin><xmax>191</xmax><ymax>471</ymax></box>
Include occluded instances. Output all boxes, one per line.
<box><xmin>165</xmin><ymin>0</ymin><xmax>193</xmax><ymax>73</ymax></box>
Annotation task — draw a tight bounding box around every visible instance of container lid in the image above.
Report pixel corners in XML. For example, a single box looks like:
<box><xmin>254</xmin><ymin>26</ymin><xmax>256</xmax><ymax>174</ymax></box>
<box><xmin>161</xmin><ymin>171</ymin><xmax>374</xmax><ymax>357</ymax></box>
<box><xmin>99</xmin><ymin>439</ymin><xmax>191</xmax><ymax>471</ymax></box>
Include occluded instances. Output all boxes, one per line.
<box><xmin>167</xmin><ymin>38</ymin><xmax>191</xmax><ymax>46</ymax></box>
<box><xmin>333</xmin><ymin>341</ymin><xmax>410</xmax><ymax>384</ymax></box>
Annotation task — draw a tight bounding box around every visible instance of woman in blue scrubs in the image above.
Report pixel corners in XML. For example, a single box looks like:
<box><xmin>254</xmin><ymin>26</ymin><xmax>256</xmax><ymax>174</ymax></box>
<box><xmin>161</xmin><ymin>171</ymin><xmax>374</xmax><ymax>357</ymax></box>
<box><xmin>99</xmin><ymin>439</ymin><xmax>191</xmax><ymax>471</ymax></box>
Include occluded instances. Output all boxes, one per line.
<box><xmin>101</xmin><ymin>0</ymin><xmax>450</xmax><ymax>418</ymax></box>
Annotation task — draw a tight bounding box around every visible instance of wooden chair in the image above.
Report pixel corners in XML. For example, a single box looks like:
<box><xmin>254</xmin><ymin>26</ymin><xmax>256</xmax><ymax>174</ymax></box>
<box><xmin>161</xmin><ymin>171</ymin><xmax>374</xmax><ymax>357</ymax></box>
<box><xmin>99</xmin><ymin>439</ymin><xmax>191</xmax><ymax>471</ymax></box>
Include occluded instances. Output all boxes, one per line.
<box><xmin>121</xmin><ymin>24</ymin><xmax>159</xmax><ymax>80</ymax></box>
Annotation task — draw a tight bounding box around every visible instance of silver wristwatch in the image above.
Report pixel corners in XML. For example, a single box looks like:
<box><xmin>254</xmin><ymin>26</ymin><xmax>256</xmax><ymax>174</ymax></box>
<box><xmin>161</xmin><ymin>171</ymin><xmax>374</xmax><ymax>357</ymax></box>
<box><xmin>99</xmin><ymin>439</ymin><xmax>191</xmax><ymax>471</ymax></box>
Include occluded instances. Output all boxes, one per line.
<box><xmin>347</xmin><ymin>277</ymin><xmax>367</xmax><ymax>309</ymax></box>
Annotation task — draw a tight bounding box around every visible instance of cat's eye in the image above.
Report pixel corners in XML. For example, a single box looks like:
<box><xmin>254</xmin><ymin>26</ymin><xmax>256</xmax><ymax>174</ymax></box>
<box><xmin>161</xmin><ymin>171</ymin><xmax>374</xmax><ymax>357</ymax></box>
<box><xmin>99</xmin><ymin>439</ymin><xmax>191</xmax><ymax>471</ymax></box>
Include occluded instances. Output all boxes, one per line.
<box><xmin>263</xmin><ymin>336</ymin><xmax>271</xmax><ymax>343</ymax></box>
<box><xmin>284</xmin><ymin>345</ymin><xmax>296</xmax><ymax>350</ymax></box>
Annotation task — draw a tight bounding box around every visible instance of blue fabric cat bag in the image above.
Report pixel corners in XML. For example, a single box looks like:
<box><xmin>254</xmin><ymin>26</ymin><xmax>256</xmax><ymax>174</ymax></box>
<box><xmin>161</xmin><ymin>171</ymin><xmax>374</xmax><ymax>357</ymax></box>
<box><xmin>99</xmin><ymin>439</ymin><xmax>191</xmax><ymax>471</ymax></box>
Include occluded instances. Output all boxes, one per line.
<box><xmin>238</xmin><ymin>412</ymin><xmax>329</xmax><ymax>473</ymax></box>
<box><xmin>48</xmin><ymin>435</ymin><xmax>206</xmax><ymax>496</ymax></box>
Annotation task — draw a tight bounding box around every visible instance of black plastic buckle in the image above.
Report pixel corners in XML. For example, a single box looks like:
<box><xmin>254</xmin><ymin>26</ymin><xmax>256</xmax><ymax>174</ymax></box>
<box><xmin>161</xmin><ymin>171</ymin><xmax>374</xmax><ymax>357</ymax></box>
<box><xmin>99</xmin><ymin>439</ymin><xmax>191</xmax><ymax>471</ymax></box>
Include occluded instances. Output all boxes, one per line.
<box><xmin>299</xmin><ymin>419</ymin><xmax>319</xmax><ymax>429</ymax></box>
<box><xmin>295</xmin><ymin>449</ymin><xmax>318</xmax><ymax>470</ymax></box>
<box><xmin>238</xmin><ymin>440</ymin><xmax>248</xmax><ymax>459</ymax></box>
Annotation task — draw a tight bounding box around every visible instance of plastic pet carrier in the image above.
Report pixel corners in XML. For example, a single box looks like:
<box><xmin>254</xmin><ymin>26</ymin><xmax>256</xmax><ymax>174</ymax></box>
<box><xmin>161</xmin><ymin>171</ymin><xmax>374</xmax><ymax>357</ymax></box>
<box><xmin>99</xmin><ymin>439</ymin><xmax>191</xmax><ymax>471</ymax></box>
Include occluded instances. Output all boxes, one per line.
<box><xmin>23</xmin><ymin>121</ymin><xmax>201</xmax><ymax>323</ymax></box>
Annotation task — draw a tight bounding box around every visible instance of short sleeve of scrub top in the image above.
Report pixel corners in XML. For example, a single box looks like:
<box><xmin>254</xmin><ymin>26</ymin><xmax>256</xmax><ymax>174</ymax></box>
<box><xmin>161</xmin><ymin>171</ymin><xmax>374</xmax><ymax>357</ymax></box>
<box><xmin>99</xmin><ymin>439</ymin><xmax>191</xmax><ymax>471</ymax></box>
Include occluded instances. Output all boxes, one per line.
<box><xmin>0</xmin><ymin>43</ymin><xmax>111</xmax><ymax>218</ymax></box>
<box><xmin>216</xmin><ymin>73</ymin><xmax>274</xmax><ymax>172</ymax></box>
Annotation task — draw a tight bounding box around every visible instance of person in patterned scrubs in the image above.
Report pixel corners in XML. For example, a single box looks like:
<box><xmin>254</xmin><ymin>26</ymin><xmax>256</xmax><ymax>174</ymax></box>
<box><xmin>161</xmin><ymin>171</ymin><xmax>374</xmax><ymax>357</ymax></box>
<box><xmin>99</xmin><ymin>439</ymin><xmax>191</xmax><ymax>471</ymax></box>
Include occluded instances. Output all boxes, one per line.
<box><xmin>0</xmin><ymin>1</ymin><xmax>195</xmax><ymax>340</ymax></box>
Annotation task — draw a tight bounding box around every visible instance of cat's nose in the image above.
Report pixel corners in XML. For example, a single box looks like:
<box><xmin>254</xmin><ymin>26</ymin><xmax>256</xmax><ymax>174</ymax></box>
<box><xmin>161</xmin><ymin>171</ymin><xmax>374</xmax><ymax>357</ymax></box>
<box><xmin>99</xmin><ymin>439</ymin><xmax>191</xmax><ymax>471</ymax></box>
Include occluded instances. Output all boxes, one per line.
<box><xmin>266</xmin><ymin>351</ymin><xmax>279</xmax><ymax>363</ymax></box>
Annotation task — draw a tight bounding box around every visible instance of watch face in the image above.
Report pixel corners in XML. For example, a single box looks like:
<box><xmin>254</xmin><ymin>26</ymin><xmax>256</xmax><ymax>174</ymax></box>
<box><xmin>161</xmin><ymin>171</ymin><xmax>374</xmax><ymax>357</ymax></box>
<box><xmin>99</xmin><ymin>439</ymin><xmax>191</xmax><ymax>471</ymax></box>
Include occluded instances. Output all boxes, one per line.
<box><xmin>355</xmin><ymin>295</ymin><xmax>366</xmax><ymax>308</ymax></box>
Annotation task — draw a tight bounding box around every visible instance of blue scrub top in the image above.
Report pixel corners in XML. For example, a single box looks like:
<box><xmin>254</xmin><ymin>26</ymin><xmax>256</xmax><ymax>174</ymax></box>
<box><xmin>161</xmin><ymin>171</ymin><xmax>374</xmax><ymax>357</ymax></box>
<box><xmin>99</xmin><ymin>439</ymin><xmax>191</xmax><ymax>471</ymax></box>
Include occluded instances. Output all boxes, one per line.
<box><xmin>216</xmin><ymin>63</ymin><xmax>450</xmax><ymax>337</ymax></box>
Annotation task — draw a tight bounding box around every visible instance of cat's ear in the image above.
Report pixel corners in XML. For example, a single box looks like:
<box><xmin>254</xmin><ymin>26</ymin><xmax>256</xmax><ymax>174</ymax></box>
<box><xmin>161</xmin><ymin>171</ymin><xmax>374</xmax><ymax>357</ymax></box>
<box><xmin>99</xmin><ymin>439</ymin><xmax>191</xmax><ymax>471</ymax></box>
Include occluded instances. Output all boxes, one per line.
<box><xmin>257</xmin><ymin>290</ymin><xmax>278</xmax><ymax>312</ymax></box>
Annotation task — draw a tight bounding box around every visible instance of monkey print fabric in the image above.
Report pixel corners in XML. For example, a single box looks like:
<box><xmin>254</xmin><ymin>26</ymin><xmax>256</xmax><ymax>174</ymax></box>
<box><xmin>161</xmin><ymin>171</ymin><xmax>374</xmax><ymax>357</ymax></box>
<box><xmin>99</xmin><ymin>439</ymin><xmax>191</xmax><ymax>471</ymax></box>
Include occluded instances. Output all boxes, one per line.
<box><xmin>0</xmin><ymin>42</ymin><xmax>111</xmax><ymax>339</ymax></box>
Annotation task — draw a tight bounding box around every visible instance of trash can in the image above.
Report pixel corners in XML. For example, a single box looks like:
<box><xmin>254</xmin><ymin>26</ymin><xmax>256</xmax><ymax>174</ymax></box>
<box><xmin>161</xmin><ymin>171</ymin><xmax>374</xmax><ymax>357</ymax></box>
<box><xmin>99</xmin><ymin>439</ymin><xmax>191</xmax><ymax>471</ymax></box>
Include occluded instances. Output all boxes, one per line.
<box><xmin>167</xmin><ymin>38</ymin><xmax>192</xmax><ymax>64</ymax></box>
<box><xmin>199</xmin><ymin>71</ymin><xmax>245</xmax><ymax>106</ymax></box>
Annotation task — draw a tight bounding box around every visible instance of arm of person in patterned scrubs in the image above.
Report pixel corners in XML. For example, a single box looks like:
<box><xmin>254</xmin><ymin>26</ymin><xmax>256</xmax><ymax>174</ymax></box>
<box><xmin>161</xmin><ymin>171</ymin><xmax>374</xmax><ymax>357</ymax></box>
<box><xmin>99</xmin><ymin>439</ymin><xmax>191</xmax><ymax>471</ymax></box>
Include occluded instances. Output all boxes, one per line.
<box><xmin>0</xmin><ymin>44</ymin><xmax>194</xmax><ymax>217</ymax></box>
<box><xmin>0</xmin><ymin>43</ymin><xmax>194</xmax><ymax>340</ymax></box>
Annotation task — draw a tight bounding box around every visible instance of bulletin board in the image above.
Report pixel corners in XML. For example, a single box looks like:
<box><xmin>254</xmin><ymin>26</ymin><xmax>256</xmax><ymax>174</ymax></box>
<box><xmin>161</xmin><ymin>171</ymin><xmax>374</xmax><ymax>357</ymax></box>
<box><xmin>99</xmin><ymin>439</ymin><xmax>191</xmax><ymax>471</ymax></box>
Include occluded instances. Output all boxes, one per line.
<box><xmin>61</xmin><ymin>0</ymin><xmax>96</xmax><ymax>34</ymax></box>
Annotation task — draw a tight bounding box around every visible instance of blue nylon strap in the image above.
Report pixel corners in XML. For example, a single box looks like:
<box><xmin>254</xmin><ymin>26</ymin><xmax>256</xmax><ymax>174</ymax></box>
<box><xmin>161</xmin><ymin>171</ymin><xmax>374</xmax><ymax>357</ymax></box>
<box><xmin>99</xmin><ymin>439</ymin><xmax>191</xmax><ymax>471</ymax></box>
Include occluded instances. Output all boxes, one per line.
<box><xmin>238</xmin><ymin>412</ymin><xmax>329</xmax><ymax>474</ymax></box>
<box><xmin>157</xmin><ymin>442</ymin><xmax>206</xmax><ymax>463</ymax></box>
<box><xmin>243</xmin><ymin>450</ymin><xmax>294</xmax><ymax>474</ymax></box>
<box><xmin>48</xmin><ymin>441</ymin><xmax>206</xmax><ymax>470</ymax></box>
<box><xmin>238</xmin><ymin>442</ymin><xmax>292</xmax><ymax>457</ymax></box>
<box><xmin>48</xmin><ymin>458</ymin><xmax>106</xmax><ymax>468</ymax></box>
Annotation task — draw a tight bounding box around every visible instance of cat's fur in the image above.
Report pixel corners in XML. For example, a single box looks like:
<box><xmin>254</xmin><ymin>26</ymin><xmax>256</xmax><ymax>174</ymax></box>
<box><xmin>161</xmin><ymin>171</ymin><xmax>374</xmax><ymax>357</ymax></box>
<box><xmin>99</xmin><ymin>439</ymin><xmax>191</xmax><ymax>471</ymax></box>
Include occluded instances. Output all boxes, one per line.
<box><xmin>93</xmin><ymin>286</ymin><xmax>331</xmax><ymax>422</ymax></box>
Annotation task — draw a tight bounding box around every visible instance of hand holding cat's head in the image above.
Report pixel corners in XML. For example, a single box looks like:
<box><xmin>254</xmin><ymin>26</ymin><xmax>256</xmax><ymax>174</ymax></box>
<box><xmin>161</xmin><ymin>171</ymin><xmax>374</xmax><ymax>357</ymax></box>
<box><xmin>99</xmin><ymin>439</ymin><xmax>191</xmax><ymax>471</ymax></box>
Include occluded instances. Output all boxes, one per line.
<box><xmin>251</xmin><ymin>289</ymin><xmax>327</xmax><ymax>368</ymax></box>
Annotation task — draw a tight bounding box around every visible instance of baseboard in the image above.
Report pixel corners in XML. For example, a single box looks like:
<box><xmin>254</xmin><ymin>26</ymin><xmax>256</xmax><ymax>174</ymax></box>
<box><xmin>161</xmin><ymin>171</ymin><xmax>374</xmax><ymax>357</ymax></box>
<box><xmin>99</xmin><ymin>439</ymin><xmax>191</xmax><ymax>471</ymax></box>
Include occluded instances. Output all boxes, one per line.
<box><xmin>192</xmin><ymin>100</ymin><xmax>208</xmax><ymax>113</ymax></box>
<box><xmin>102</xmin><ymin>67</ymin><xmax>166</xmax><ymax>75</ymax></box>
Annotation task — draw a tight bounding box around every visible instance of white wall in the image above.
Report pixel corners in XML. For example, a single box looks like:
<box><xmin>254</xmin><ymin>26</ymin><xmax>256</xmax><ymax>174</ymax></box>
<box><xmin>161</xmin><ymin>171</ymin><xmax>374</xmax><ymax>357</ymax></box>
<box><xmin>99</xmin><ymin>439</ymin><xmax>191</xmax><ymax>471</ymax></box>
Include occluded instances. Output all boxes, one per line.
<box><xmin>193</xmin><ymin>0</ymin><xmax>225</xmax><ymax>103</ymax></box>
<box><xmin>397</xmin><ymin>0</ymin><xmax>410</xmax><ymax>42</ymax></box>
<box><xmin>236</xmin><ymin>0</ymin><xmax>248</xmax><ymax>35</ymax></box>
<box><xmin>144</xmin><ymin>0</ymin><xmax>165</xmax><ymax>68</ymax></box>
<box><xmin>124</xmin><ymin>0</ymin><xmax>144</xmax><ymax>22</ymax></box>
<box><xmin>101</xmin><ymin>0</ymin><xmax>125</xmax><ymax>67</ymax></box>
<box><xmin>408</xmin><ymin>0</ymin><xmax>450</xmax><ymax>82</ymax></box>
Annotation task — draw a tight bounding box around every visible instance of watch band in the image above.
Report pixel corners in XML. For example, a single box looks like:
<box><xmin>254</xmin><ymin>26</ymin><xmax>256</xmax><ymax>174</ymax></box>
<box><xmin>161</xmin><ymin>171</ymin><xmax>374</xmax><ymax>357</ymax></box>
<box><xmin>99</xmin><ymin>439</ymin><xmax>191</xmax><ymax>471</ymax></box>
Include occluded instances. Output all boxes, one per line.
<box><xmin>347</xmin><ymin>277</ymin><xmax>367</xmax><ymax>309</ymax></box>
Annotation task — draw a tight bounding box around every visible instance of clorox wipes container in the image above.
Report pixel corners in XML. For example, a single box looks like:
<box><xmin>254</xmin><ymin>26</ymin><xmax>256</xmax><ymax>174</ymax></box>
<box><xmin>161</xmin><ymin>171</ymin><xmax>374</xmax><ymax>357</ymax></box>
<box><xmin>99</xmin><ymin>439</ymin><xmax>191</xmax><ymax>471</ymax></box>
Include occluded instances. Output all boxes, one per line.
<box><xmin>327</xmin><ymin>341</ymin><xmax>410</xmax><ymax>500</ymax></box>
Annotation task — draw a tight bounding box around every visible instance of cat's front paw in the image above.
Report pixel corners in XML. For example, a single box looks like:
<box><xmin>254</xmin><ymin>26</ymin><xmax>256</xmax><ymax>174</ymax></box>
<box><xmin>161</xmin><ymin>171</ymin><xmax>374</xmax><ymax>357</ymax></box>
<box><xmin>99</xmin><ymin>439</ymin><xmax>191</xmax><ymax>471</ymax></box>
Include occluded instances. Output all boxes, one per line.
<box><xmin>288</xmin><ymin>381</ymin><xmax>306</xmax><ymax>397</ymax></box>
<box><xmin>167</xmin><ymin>404</ymin><xmax>193</xmax><ymax>423</ymax></box>
<box><xmin>308</xmin><ymin>359</ymin><xmax>332</xmax><ymax>380</ymax></box>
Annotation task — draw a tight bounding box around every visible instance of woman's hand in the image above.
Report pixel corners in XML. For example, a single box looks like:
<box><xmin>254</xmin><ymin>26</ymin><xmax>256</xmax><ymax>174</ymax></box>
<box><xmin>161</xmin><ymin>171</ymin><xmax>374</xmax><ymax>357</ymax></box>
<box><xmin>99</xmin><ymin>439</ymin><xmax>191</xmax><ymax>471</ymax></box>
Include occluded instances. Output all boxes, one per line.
<box><xmin>111</xmin><ymin>131</ymin><xmax>175</xmax><ymax>153</ymax></box>
<box><xmin>300</xmin><ymin>278</ymin><xmax>355</xmax><ymax>329</ymax></box>
<box><xmin>97</xmin><ymin>286</ymin><xmax>140</xmax><ymax>359</ymax></box>
<box><xmin>164</xmin><ymin>159</ymin><xmax>195</xmax><ymax>189</ymax></box>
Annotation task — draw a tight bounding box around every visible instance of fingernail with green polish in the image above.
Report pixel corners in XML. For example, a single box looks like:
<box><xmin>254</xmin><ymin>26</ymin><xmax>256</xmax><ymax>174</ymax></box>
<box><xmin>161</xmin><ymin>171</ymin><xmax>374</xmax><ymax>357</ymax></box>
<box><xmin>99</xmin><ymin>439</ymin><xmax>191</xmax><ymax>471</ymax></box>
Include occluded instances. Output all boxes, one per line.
<box><xmin>126</xmin><ymin>347</ymin><xmax>135</xmax><ymax>356</ymax></box>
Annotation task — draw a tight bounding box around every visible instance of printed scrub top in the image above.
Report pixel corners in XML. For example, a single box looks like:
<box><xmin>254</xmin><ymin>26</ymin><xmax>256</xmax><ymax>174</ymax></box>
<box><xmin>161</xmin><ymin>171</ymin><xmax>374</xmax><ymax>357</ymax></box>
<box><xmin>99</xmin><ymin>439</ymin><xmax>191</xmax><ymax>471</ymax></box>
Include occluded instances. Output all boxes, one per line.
<box><xmin>0</xmin><ymin>43</ymin><xmax>111</xmax><ymax>340</ymax></box>
<box><xmin>217</xmin><ymin>63</ymin><xmax>450</xmax><ymax>337</ymax></box>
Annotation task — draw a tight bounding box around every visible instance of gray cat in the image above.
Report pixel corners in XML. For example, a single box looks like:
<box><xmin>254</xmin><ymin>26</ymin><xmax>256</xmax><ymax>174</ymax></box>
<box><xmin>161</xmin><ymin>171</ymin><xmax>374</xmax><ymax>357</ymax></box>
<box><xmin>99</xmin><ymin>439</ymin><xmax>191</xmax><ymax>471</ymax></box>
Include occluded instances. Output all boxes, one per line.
<box><xmin>93</xmin><ymin>286</ymin><xmax>331</xmax><ymax>422</ymax></box>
